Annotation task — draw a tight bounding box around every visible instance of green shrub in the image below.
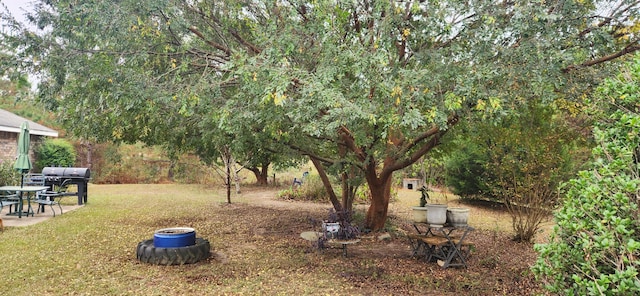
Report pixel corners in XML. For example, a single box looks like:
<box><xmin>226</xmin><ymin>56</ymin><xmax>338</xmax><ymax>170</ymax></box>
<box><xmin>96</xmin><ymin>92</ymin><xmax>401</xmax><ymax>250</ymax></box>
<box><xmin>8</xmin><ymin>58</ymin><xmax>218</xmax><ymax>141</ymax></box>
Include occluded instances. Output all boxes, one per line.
<box><xmin>532</xmin><ymin>57</ymin><xmax>640</xmax><ymax>294</ymax></box>
<box><xmin>85</xmin><ymin>142</ymin><xmax>218</xmax><ymax>185</ymax></box>
<box><xmin>34</xmin><ymin>138</ymin><xmax>76</xmax><ymax>169</ymax></box>
<box><xmin>277</xmin><ymin>187</ymin><xmax>303</xmax><ymax>200</ymax></box>
<box><xmin>0</xmin><ymin>160</ymin><xmax>20</xmax><ymax>186</ymax></box>
<box><xmin>444</xmin><ymin>103</ymin><xmax>588</xmax><ymax>242</ymax></box>
<box><xmin>94</xmin><ymin>145</ymin><xmax>162</xmax><ymax>184</ymax></box>
<box><xmin>444</xmin><ymin>142</ymin><xmax>489</xmax><ymax>198</ymax></box>
<box><xmin>171</xmin><ymin>155</ymin><xmax>217</xmax><ymax>184</ymax></box>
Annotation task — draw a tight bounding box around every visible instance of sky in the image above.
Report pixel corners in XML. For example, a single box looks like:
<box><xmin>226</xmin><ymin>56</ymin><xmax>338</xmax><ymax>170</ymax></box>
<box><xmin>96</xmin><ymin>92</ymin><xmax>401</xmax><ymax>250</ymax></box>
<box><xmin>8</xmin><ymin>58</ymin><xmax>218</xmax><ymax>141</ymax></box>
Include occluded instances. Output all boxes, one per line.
<box><xmin>1</xmin><ymin>0</ymin><xmax>33</xmax><ymax>28</ymax></box>
<box><xmin>1</xmin><ymin>1</ymin><xmax>40</xmax><ymax>89</ymax></box>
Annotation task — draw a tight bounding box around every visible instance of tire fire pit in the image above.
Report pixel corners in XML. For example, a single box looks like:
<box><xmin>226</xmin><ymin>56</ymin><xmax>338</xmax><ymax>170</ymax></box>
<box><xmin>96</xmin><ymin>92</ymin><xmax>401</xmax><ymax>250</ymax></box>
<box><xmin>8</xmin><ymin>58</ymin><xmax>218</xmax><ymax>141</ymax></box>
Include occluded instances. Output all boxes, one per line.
<box><xmin>136</xmin><ymin>227</ymin><xmax>211</xmax><ymax>265</ymax></box>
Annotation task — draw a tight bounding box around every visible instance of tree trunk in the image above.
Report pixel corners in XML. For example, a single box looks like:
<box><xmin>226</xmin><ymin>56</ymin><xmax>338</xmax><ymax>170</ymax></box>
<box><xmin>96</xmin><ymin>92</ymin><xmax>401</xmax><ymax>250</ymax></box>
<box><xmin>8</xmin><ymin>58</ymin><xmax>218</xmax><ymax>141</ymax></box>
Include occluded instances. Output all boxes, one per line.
<box><xmin>232</xmin><ymin>162</ymin><xmax>241</xmax><ymax>194</ymax></box>
<box><xmin>360</xmin><ymin>119</ymin><xmax>456</xmax><ymax>230</ymax></box>
<box><xmin>220</xmin><ymin>146</ymin><xmax>233</xmax><ymax>203</ymax></box>
<box><xmin>340</xmin><ymin>170</ymin><xmax>360</xmax><ymax>213</ymax></box>
<box><xmin>167</xmin><ymin>160</ymin><xmax>175</xmax><ymax>181</ymax></box>
<box><xmin>341</xmin><ymin>172</ymin><xmax>352</xmax><ymax>213</ymax></box>
<box><xmin>226</xmin><ymin>159</ymin><xmax>231</xmax><ymax>203</ymax></box>
<box><xmin>249</xmin><ymin>166</ymin><xmax>269</xmax><ymax>186</ymax></box>
<box><xmin>365</xmin><ymin>175</ymin><xmax>393</xmax><ymax>231</ymax></box>
<box><xmin>85</xmin><ymin>141</ymin><xmax>93</xmax><ymax>169</ymax></box>
<box><xmin>310</xmin><ymin>156</ymin><xmax>344</xmax><ymax>213</ymax></box>
<box><xmin>328</xmin><ymin>118</ymin><xmax>456</xmax><ymax>230</ymax></box>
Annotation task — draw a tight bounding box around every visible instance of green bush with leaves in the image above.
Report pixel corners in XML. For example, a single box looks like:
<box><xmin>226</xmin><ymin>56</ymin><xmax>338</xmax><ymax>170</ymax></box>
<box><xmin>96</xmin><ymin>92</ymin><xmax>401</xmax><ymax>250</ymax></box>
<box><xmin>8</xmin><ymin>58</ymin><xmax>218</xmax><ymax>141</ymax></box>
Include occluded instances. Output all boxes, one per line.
<box><xmin>0</xmin><ymin>160</ymin><xmax>20</xmax><ymax>186</ymax></box>
<box><xmin>532</xmin><ymin>57</ymin><xmax>640</xmax><ymax>294</ymax></box>
<box><xmin>35</xmin><ymin>138</ymin><xmax>76</xmax><ymax>169</ymax></box>
<box><xmin>444</xmin><ymin>141</ymin><xmax>489</xmax><ymax>198</ymax></box>
<box><xmin>444</xmin><ymin>104</ymin><xmax>588</xmax><ymax>242</ymax></box>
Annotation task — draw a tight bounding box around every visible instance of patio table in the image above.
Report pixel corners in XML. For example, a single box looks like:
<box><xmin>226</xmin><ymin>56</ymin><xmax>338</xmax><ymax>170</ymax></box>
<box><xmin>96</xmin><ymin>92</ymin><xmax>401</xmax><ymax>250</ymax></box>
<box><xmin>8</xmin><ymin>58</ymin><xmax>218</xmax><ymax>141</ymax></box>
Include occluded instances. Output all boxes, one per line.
<box><xmin>0</xmin><ymin>186</ymin><xmax>48</xmax><ymax>218</ymax></box>
<box><xmin>327</xmin><ymin>238</ymin><xmax>361</xmax><ymax>257</ymax></box>
<box><xmin>412</xmin><ymin>223</ymin><xmax>474</xmax><ymax>268</ymax></box>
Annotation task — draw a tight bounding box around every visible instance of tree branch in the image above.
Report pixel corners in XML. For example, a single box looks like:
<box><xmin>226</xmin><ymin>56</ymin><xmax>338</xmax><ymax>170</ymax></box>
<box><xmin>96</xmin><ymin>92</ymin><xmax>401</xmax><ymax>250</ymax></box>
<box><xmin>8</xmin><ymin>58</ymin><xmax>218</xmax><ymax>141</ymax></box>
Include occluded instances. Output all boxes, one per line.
<box><xmin>400</xmin><ymin>114</ymin><xmax>459</xmax><ymax>156</ymax></box>
<box><xmin>382</xmin><ymin>114</ymin><xmax>459</xmax><ymax>178</ymax></box>
<box><xmin>338</xmin><ymin>125</ymin><xmax>367</xmax><ymax>162</ymax></box>
<box><xmin>229</xmin><ymin>28</ymin><xmax>261</xmax><ymax>54</ymax></box>
<box><xmin>310</xmin><ymin>155</ymin><xmax>344</xmax><ymax>213</ymax></box>
<box><xmin>563</xmin><ymin>43</ymin><xmax>640</xmax><ymax>73</ymax></box>
<box><xmin>188</xmin><ymin>26</ymin><xmax>232</xmax><ymax>56</ymax></box>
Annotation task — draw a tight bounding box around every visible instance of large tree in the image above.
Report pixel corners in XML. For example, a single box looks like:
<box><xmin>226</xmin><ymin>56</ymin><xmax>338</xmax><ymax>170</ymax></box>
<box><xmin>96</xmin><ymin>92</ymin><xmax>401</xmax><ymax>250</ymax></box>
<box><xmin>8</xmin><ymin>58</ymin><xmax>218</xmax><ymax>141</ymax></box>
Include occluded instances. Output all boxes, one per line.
<box><xmin>0</xmin><ymin>0</ymin><xmax>297</xmax><ymax>188</ymax></box>
<box><xmin>222</xmin><ymin>0</ymin><xmax>639</xmax><ymax>229</ymax></box>
<box><xmin>1</xmin><ymin>0</ymin><xmax>638</xmax><ymax>230</ymax></box>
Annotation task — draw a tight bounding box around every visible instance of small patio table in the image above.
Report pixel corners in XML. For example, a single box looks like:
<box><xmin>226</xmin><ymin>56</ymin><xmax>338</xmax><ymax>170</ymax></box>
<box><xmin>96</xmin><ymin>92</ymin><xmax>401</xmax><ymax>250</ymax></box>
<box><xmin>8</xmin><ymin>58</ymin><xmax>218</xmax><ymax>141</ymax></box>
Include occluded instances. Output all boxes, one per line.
<box><xmin>0</xmin><ymin>186</ymin><xmax>48</xmax><ymax>218</ymax></box>
<box><xmin>411</xmin><ymin>223</ymin><xmax>474</xmax><ymax>268</ymax></box>
<box><xmin>327</xmin><ymin>239</ymin><xmax>361</xmax><ymax>257</ymax></box>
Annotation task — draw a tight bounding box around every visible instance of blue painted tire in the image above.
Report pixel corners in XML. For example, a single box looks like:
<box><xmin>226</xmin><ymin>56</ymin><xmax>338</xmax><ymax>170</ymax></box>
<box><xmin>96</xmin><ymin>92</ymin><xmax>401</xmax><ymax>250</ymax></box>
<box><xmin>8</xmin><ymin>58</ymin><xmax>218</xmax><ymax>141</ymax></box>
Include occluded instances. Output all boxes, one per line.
<box><xmin>153</xmin><ymin>227</ymin><xmax>196</xmax><ymax>248</ymax></box>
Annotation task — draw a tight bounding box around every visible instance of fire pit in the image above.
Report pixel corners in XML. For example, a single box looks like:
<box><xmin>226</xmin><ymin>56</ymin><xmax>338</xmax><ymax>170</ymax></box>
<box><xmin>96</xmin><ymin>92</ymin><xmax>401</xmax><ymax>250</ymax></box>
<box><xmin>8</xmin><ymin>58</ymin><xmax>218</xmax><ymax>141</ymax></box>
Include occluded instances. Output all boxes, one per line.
<box><xmin>136</xmin><ymin>227</ymin><xmax>210</xmax><ymax>265</ymax></box>
<box><xmin>153</xmin><ymin>227</ymin><xmax>196</xmax><ymax>248</ymax></box>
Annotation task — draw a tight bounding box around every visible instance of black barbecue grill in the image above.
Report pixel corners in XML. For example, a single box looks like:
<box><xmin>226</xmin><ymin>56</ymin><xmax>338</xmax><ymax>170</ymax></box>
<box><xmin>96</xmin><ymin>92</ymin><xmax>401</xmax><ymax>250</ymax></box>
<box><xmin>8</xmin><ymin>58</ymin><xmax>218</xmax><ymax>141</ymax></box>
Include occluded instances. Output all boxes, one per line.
<box><xmin>42</xmin><ymin>167</ymin><xmax>90</xmax><ymax>205</ymax></box>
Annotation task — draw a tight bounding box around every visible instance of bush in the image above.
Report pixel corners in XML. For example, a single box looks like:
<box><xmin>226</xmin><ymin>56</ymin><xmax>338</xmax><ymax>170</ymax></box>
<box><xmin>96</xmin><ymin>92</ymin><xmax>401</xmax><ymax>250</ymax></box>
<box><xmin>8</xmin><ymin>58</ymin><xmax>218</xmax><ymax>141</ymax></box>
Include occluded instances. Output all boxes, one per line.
<box><xmin>444</xmin><ymin>103</ymin><xmax>588</xmax><ymax>242</ymax></box>
<box><xmin>444</xmin><ymin>142</ymin><xmax>489</xmax><ymax>198</ymax></box>
<box><xmin>87</xmin><ymin>143</ymin><xmax>217</xmax><ymax>184</ymax></box>
<box><xmin>0</xmin><ymin>160</ymin><xmax>20</xmax><ymax>186</ymax></box>
<box><xmin>532</xmin><ymin>57</ymin><xmax>640</xmax><ymax>294</ymax></box>
<box><xmin>34</xmin><ymin>138</ymin><xmax>76</xmax><ymax>169</ymax></box>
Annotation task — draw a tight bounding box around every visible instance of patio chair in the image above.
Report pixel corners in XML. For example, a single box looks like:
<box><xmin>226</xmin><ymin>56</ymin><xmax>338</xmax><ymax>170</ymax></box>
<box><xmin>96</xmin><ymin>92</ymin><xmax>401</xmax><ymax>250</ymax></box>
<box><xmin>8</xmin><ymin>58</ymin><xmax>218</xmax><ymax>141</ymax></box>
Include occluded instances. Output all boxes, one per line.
<box><xmin>22</xmin><ymin>173</ymin><xmax>46</xmax><ymax>186</ymax></box>
<box><xmin>407</xmin><ymin>233</ymin><xmax>428</xmax><ymax>258</ymax></box>
<box><xmin>292</xmin><ymin>171</ymin><xmax>309</xmax><ymax>188</ymax></box>
<box><xmin>35</xmin><ymin>179</ymin><xmax>72</xmax><ymax>217</ymax></box>
<box><xmin>0</xmin><ymin>173</ymin><xmax>44</xmax><ymax>214</ymax></box>
<box><xmin>17</xmin><ymin>173</ymin><xmax>48</xmax><ymax>216</ymax></box>
<box><xmin>421</xmin><ymin>236</ymin><xmax>450</xmax><ymax>263</ymax></box>
<box><xmin>0</xmin><ymin>190</ymin><xmax>19</xmax><ymax>214</ymax></box>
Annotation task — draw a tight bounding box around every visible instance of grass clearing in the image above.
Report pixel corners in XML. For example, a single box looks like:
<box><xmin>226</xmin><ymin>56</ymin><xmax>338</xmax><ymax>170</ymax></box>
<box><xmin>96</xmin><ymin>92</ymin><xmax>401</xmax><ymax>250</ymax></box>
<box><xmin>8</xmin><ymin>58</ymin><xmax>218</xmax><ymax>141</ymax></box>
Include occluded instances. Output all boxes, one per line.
<box><xmin>0</xmin><ymin>183</ymin><xmax>548</xmax><ymax>295</ymax></box>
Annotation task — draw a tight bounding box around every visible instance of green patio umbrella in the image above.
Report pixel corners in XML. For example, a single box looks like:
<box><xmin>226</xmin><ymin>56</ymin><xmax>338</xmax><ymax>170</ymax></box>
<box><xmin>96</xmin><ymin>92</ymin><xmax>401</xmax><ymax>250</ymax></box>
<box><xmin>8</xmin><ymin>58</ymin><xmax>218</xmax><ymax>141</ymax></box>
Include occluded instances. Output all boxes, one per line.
<box><xmin>13</xmin><ymin>121</ymin><xmax>32</xmax><ymax>186</ymax></box>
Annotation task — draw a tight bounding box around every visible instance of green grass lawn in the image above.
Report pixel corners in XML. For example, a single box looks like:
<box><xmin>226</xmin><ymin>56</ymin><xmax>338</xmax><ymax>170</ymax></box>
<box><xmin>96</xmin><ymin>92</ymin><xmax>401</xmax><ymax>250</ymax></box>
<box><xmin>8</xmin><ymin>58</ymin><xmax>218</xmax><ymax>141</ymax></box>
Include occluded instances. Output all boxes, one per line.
<box><xmin>1</xmin><ymin>184</ymin><xmax>368</xmax><ymax>295</ymax></box>
<box><xmin>0</xmin><ymin>183</ymin><xmax>545</xmax><ymax>295</ymax></box>
<box><xmin>0</xmin><ymin>184</ymin><xmax>228</xmax><ymax>295</ymax></box>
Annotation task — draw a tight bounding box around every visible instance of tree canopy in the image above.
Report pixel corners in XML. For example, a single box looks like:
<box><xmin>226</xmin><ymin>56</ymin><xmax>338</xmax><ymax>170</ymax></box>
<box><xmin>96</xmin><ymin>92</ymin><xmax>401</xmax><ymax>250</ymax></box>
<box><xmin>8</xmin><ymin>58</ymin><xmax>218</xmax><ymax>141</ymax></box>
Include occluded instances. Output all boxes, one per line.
<box><xmin>1</xmin><ymin>0</ymin><xmax>638</xmax><ymax>230</ymax></box>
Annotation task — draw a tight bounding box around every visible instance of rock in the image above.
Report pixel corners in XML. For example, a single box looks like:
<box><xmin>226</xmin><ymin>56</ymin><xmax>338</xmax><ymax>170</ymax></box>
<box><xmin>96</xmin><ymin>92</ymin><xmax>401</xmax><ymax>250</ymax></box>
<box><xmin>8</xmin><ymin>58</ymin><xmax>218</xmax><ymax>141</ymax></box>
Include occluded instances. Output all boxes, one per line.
<box><xmin>300</xmin><ymin>231</ymin><xmax>323</xmax><ymax>242</ymax></box>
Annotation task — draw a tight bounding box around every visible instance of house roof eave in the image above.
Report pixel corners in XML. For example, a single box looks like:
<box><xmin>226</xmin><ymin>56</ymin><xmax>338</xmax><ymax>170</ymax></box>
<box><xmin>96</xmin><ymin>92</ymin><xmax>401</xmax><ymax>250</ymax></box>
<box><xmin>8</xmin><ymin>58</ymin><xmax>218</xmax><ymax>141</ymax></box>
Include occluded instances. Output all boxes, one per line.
<box><xmin>0</xmin><ymin>109</ymin><xmax>59</xmax><ymax>138</ymax></box>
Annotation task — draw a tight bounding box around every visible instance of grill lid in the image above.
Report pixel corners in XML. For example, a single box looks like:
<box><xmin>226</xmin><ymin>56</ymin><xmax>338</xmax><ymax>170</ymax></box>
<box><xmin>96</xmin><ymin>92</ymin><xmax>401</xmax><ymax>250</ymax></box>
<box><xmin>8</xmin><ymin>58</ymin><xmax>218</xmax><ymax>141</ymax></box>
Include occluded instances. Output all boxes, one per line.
<box><xmin>42</xmin><ymin>167</ymin><xmax>90</xmax><ymax>179</ymax></box>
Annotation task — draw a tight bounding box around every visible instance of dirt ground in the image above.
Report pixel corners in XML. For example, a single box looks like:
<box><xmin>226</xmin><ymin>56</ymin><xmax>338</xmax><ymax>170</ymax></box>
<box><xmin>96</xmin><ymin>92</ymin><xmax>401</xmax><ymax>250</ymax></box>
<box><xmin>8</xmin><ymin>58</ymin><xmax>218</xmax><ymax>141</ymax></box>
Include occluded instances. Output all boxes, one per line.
<box><xmin>225</xmin><ymin>186</ymin><xmax>549</xmax><ymax>295</ymax></box>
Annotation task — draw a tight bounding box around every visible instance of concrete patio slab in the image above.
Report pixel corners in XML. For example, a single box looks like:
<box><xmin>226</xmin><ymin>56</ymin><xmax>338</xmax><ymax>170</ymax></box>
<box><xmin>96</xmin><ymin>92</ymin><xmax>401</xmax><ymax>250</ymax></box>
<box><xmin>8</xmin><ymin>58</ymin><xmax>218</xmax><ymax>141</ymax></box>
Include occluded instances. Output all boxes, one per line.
<box><xmin>0</xmin><ymin>204</ymin><xmax>84</xmax><ymax>227</ymax></box>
